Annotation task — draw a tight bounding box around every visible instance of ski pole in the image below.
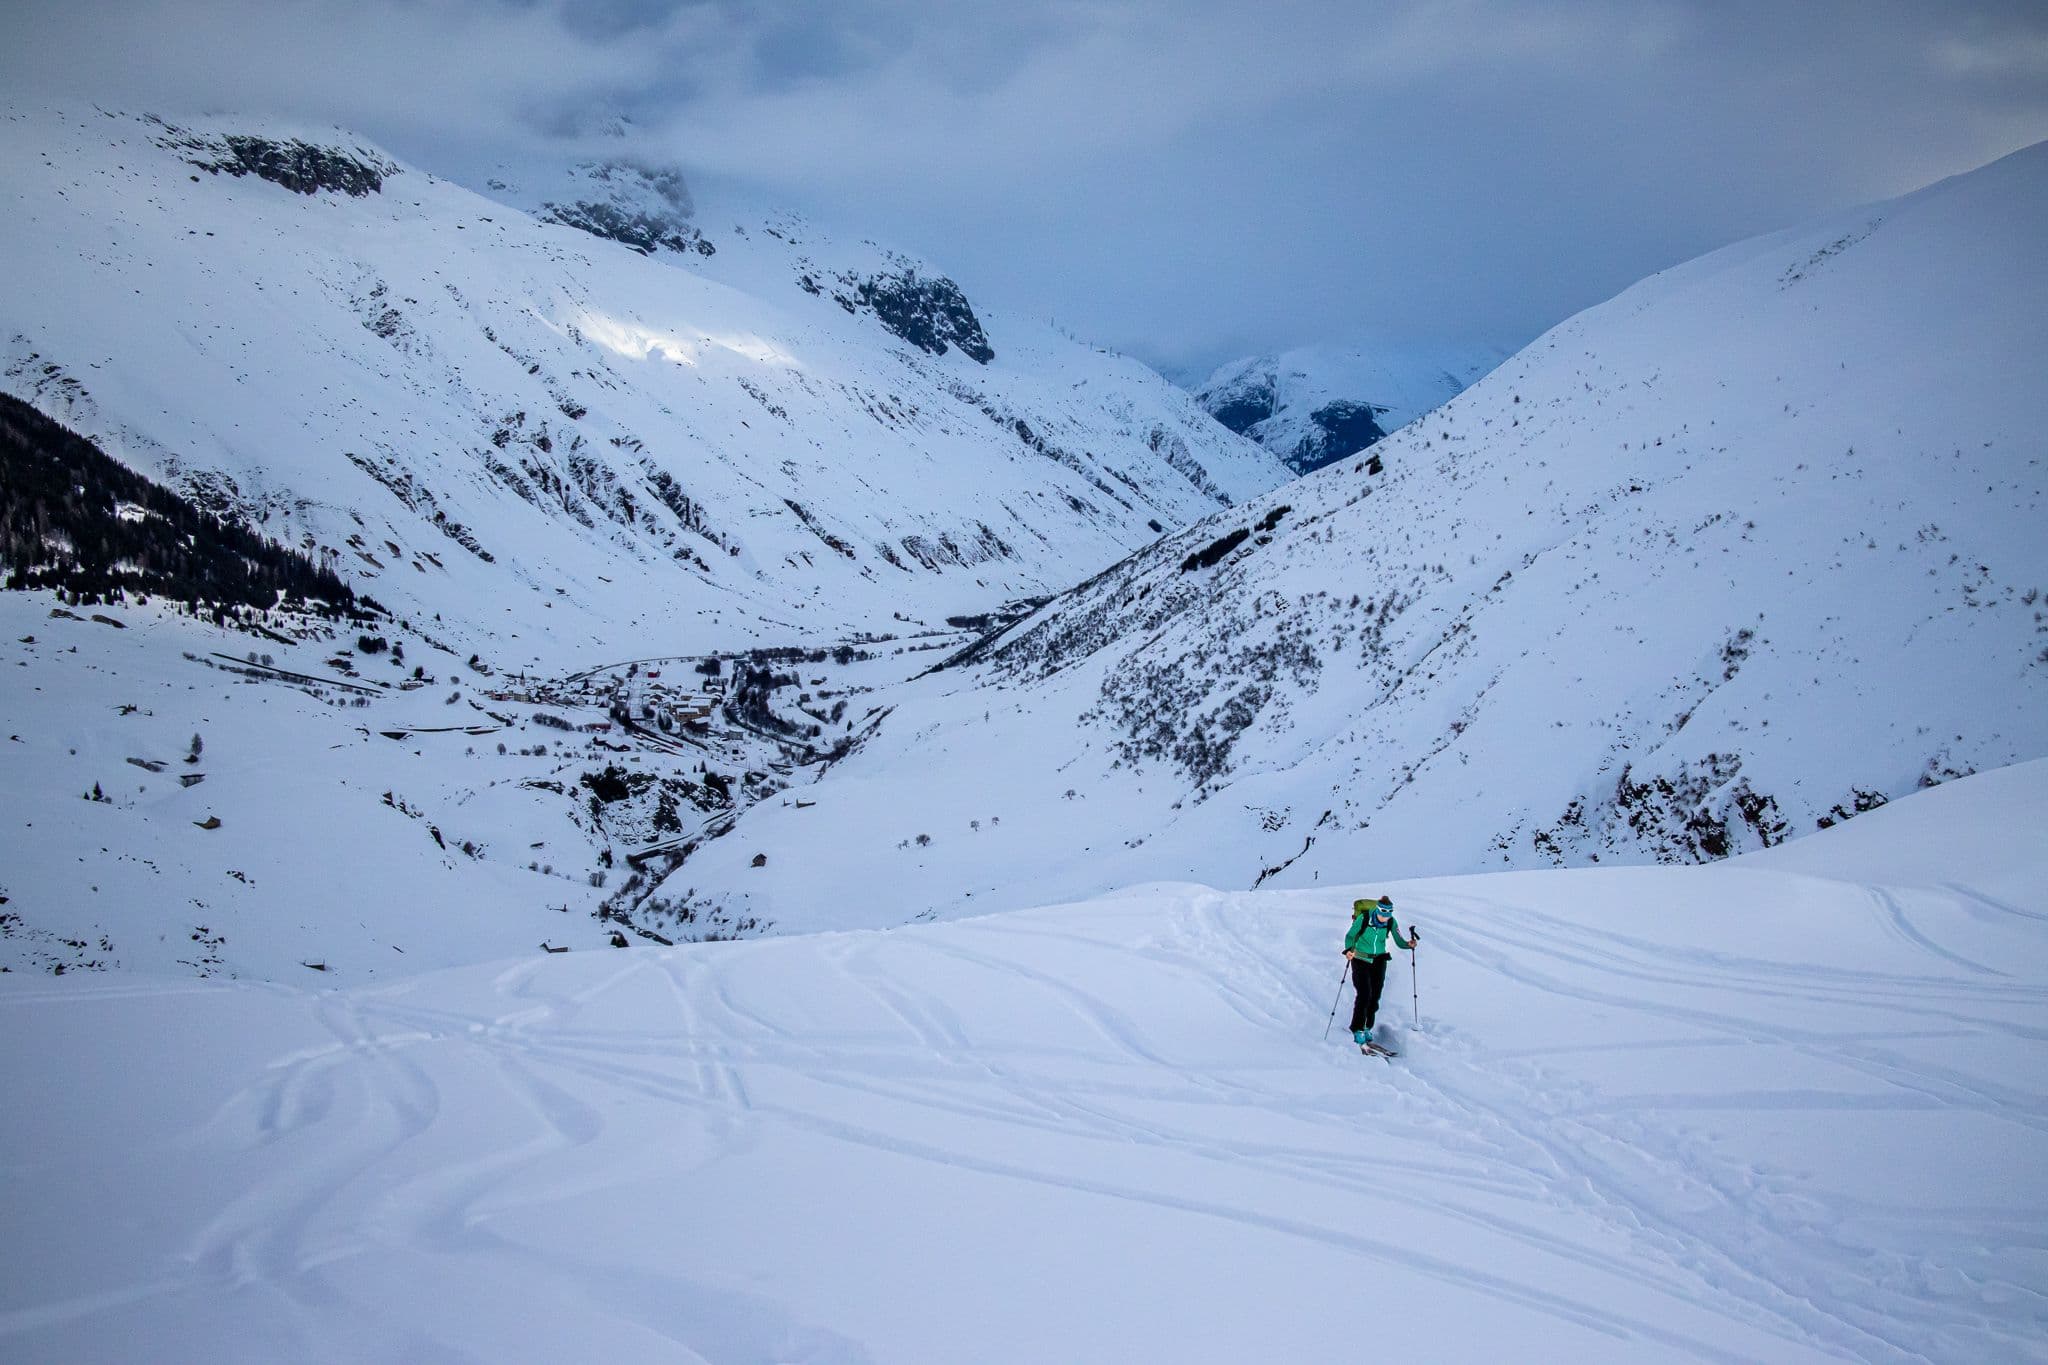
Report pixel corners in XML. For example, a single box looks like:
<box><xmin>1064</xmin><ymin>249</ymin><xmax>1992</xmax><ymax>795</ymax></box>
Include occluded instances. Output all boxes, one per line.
<box><xmin>1409</xmin><ymin>932</ymin><xmax>1421</xmax><ymax>1031</ymax></box>
<box><xmin>1322</xmin><ymin>961</ymin><xmax>1350</xmax><ymax>1039</ymax></box>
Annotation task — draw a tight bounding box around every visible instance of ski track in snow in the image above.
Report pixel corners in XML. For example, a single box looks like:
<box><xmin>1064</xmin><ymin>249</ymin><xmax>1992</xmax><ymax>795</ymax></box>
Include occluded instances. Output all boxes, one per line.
<box><xmin>6</xmin><ymin>834</ymin><xmax>2046</xmax><ymax>1362</ymax></box>
<box><xmin>1416</xmin><ymin>888</ymin><xmax>2048</xmax><ymax>1361</ymax></box>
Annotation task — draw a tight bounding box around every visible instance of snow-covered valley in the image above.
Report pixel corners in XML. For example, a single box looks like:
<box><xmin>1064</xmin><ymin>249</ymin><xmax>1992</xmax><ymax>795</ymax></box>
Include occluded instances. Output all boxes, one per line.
<box><xmin>0</xmin><ymin>585</ymin><xmax>992</xmax><ymax>978</ymax></box>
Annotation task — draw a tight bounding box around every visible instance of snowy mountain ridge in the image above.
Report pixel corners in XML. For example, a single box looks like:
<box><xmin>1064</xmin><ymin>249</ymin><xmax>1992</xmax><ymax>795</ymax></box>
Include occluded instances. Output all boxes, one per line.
<box><xmin>0</xmin><ymin>104</ymin><xmax>1289</xmax><ymax>671</ymax></box>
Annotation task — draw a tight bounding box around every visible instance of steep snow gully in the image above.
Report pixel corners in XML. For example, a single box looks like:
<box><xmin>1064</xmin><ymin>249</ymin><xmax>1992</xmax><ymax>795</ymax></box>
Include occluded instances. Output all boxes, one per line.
<box><xmin>3</xmin><ymin>763</ymin><xmax>2044</xmax><ymax>1362</ymax></box>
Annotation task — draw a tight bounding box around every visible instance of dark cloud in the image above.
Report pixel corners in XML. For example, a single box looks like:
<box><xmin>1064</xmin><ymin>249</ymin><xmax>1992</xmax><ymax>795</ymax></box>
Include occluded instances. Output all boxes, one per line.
<box><xmin>5</xmin><ymin>0</ymin><xmax>2045</xmax><ymax>375</ymax></box>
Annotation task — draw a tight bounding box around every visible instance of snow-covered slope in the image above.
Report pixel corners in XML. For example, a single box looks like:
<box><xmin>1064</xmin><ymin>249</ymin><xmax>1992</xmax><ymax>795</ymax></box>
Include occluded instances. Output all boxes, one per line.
<box><xmin>676</xmin><ymin>141</ymin><xmax>2048</xmax><ymax>934</ymax></box>
<box><xmin>0</xmin><ymin>105</ymin><xmax>1288</xmax><ymax>670</ymax></box>
<box><xmin>0</xmin><ymin>591</ymin><xmax>605</xmax><ymax>980</ymax></box>
<box><xmin>1193</xmin><ymin>341</ymin><xmax>1505</xmax><ymax>473</ymax></box>
<box><xmin>3</xmin><ymin>761</ymin><xmax>2042</xmax><ymax>1362</ymax></box>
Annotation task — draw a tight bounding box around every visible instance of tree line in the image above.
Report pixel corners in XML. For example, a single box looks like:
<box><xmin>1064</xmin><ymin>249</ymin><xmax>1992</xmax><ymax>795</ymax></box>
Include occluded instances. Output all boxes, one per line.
<box><xmin>0</xmin><ymin>393</ymin><xmax>363</xmax><ymax>616</ymax></box>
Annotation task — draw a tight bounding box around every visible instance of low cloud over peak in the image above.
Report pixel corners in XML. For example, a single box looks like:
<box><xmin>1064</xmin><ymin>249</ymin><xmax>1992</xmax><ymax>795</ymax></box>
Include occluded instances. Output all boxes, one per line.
<box><xmin>5</xmin><ymin>0</ymin><xmax>2045</xmax><ymax>374</ymax></box>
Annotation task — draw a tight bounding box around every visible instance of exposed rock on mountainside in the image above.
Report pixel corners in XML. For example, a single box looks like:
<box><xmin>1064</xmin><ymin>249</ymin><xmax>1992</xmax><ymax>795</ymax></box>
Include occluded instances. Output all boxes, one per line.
<box><xmin>822</xmin><ymin>266</ymin><xmax>994</xmax><ymax>364</ymax></box>
<box><xmin>540</xmin><ymin>197</ymin><xmax>716</xmax><ymax>257</ymax></box>
<box><xmin>1292</xmin><ymin>400</ymin><xmax>1388</xmax><ymax>472</ymax></box>
<box><xmin>147</xmin><ymin>116</ymin><xmax>396</xmax><ymax>197</ymax></box>
<box><xmin>1199</xmin><ymin>367</ymin><xmax>1279</xmax><ymax>435</ymax></box>
<box><xmin>534</xmin><ymin>161</ymin><xmax>716</xmax><ymax>257</ymax></box>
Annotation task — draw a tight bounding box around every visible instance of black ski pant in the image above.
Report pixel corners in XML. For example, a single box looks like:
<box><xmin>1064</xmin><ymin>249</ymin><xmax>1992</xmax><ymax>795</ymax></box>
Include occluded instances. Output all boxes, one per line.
<box><xmin>1348</xmin><ymin>954</ymin><xmax>1390</xmax><ymax>1032</ymax></box>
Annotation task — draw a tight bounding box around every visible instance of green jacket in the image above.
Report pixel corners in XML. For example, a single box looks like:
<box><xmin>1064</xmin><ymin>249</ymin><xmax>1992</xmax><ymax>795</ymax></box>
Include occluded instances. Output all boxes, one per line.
<box><xmin>1345</xmin><ymin>901</ymin><xmax>1412</xmax><ymax>958</ymax></box>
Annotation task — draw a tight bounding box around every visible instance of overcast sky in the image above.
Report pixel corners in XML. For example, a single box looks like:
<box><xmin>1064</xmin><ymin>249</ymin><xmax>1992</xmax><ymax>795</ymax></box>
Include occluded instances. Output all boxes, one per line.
<box><xmin>7</xmin><ymin>0</ymin><xmax>2047</xmax><ymax>378</ymax></box>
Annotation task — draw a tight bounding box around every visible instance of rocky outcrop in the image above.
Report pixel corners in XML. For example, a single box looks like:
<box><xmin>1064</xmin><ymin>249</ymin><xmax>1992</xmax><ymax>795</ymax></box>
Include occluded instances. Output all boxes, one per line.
<box><xmin>537</xmin><ymin>161</ymin><xmax>714</xmax><ymax>257</ymax></box>
<box><xmin>810</xmin><ymin>266</ymin><xmax>994</xmax><ymax>364</ymax></box>
<box><xmin>1197</xmin><ymin>365</ymin><xmax>1278</xmax><ymax>436</ymax></box>
<box><xmin>149</xmin><ymin>118</ymin><xmax>395</xmax><ymax>197</ymax></box>
<box><xmin>539</xmin><ymin>198</ymin><xmax>715</xmax><ymax>256</ymax></box>
<box><xmin>1288</xmin><ymin>400</ymin><xmax>1388</xmax><ymax>474</ymax></box>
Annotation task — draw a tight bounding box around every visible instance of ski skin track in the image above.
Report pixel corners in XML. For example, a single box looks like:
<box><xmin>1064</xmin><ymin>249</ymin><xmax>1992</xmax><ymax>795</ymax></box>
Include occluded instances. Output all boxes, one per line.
<box><xmin>7</xmin><ymin>754</ymin><xmax>2046</xmax><ymax>1365</ymax></box>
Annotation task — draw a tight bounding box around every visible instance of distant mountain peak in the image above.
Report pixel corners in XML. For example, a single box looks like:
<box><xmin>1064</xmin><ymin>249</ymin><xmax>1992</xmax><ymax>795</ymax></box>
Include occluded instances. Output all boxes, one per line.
<box><xmin>1192</xmin><ymin>342</ymin><xmax>1501</xmax><ymax>474</ymax></box>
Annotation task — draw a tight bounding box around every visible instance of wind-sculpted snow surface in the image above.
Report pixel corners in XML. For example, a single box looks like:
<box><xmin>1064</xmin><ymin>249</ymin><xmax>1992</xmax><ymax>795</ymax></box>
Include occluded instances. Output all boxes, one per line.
<box><xmin>2</xmin><ymin>765</ymin><xmax>2043</xmax><ymax>1361</ymax></box>
<box><xmin>677</xmin><ymin>140</ymin><xmax>2048</xmax><ymax>933</ymax></box>
<box><xmin>0</xmin><ymin>106</ymin><xmax>1285</xmax><ymax>669</ymax></box>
